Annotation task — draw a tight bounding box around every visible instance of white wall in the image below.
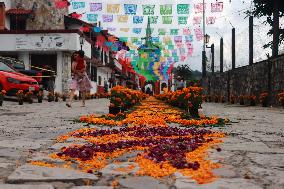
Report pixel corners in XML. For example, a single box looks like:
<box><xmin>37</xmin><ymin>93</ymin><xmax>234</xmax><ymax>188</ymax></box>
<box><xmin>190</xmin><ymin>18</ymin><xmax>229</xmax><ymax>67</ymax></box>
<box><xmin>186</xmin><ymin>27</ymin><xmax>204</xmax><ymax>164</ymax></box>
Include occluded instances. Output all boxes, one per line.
<box><xmin>97</xmin><ymin>67</ymin><xmax>111</xmax><ymax>90</ymax></box>
<box><xmin>0</xmin><ymin>33</ymin><xmax>92</xmax><ymax>58</ymax></box>
<box><xmin>90</xmin><ymin>81</ymin><xmax>97</xmax><ymax>94</ymax></box>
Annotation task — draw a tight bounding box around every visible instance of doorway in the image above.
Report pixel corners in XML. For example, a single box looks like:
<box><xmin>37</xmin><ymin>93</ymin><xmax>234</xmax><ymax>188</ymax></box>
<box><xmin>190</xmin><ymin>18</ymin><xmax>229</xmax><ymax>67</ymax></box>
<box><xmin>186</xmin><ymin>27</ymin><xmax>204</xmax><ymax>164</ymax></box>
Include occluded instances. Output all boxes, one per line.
<box><xmin>31</xmin><ymin>54</ymin><xmax>57</xmax><ymax>72</ymax></box>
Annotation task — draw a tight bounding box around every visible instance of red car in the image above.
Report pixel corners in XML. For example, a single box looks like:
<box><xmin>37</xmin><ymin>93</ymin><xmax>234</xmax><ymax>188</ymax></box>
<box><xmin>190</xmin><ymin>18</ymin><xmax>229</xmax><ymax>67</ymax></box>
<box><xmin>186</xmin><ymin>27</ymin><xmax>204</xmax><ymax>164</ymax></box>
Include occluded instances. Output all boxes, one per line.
<box><xmin>0</xmin><ymin>61</ymin><xmax>40</xmax><ymax>96</ymax></box>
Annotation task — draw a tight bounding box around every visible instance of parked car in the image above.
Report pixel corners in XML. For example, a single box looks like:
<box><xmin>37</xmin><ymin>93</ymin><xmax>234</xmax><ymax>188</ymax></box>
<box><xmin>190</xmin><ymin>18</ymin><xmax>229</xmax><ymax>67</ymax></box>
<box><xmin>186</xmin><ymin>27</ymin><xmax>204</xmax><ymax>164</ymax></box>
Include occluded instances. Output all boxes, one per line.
<box><xmin>0</xmin><ymin>56</ymin><xmax>43</xmax><ymax>85</ymax></box>
<box><xmin>0</xmin><ymin>61</ymin><xmax>40</xmax><ymax>96</ymax></box>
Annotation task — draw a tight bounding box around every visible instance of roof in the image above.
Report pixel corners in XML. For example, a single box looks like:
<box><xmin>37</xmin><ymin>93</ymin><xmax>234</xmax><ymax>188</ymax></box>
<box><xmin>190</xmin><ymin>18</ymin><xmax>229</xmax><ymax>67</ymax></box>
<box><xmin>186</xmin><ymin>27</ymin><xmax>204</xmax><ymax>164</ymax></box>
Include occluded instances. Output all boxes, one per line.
<box><xmin>6</xmin><ymin>9</ymin><xmax>33</xmax><ymax>15</ymax></box>
<box><xmin>64</xmin><ymin>16</ymin><xmax>94</xmax><ymax>27</ymax></box>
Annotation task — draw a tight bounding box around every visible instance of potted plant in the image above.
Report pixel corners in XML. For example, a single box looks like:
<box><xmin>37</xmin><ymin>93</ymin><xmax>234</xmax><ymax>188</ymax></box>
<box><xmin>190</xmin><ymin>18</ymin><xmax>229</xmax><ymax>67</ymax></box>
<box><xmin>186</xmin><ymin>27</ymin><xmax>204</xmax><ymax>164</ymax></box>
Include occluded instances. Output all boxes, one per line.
<box><xmin>0</xmin><ymin>90</ymin><xmax>6</xmax><ymax>106</ymax></box>
<box><xmin>62</xmin><ymin>93</ymin><xmax>67</xmax><ymax>102</ymax></box>
<box><xmin>214</xmin><ymin>95</ymin><xmax>219</xmax><ymax>103</ymax></box>
<box><xmin>208</xmin><ymin>95</ymin><xmax>212</xmax><ymax>102</ymax></box>
<box><xmin>109</xmin><ymin>103</ymin><xmax>120</xmax><ymax>115</ymax></box>
<box><xmin>230</xmin><ymin>95</ymin><xmax>236</xmax><ymax>104</ymax></box>
<box><xmin>220</xmin><ymin>96</ymin><xmax>225</xmax><ymax>103</ymax></box>
<box><xmin>25</xmin><ymin>91</ymin><xmax>33</xmax><ymax>104</ymax></box>
<box><xmin>239</xmin><ymin>95</ymin><xmax>245</xmax><ymax>105</ymax></box>
<box><xmin>47</xmin><ymin>92</ymin><xmax>54</xmax><ymax>102</ymax></box>
<box><xmin>16</xmin><ymin>90</ymin><xmax>24</xmax><ymax>105</ymax></box>
<box><xmin>37</xmin><ymin>91</ymin><xmax>43</xmax><ymax>103</ymax></box>
<box><xmin>277</xmin><ymin>92</ymin><xmax>284</xmax><ymax>107</ymax></box>
<box><xmin>202</xmin><ymin>95</ymin><xmax>207</xmax><ymax>102</ymax></box>
<box><xmin>259</xmin><ymin>92</ymin><xmax>269</xmax><ymax>107</ymax></box>
<box><xmin>248</xmin><ymin>95</ymin><xmax>257</xmax><ymax>106</ymax></box>
<box><xmin>54</xmin><ymin>92</ymin><xmax>60</xmax><ymax>102</ymax></box>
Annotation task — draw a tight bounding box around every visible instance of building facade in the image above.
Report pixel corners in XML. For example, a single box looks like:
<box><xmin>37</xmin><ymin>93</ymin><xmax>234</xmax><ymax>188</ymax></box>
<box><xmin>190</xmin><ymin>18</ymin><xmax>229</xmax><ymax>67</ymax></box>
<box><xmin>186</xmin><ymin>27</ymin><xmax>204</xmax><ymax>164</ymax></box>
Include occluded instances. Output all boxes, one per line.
<box><xmin>0</xmin><ymin>0</ymin><xmax>122</xmax><ymax>94</ymax></box>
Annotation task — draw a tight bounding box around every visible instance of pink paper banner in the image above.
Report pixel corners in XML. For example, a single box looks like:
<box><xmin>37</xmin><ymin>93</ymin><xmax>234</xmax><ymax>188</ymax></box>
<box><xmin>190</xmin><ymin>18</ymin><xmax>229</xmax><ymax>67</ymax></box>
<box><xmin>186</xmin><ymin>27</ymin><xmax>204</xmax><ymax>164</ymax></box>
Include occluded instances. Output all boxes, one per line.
<box><xmin>211</xmin><ymin>2</ymin><xmax>223</xmax><ymax>12</ymax></box>
<box><xmin>194</xmin><ymin>3</ymin><xmax>206</xmax><ymax>14</ymax></box>
<box><xmin>183</xmin><ymin>28</ymin><xmax>191</xmax><ymax>35</ymax></box>
<box><xmin>206</xmin><ymin>17</ymin><xmax>216</xmax><ymax>25</ymax></box>
<box><xmin>194</xmin><ymin>28</ymin><xmax>203</xmax><ymax>41</ymax></box>
<box><xmin>193</xmin><ymin>16</ymin><xmax>202</xmax><ymax>25</ymax></box>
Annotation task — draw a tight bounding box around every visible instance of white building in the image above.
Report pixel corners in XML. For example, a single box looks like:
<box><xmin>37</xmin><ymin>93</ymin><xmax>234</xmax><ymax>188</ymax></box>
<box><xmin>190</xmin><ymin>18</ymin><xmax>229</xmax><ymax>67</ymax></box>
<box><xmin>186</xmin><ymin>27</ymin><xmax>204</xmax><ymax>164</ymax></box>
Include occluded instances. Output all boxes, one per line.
<box><xmin>0</xmin><ymin>0</ymin><xmax>117</xmax><ymax>94</ymax></box>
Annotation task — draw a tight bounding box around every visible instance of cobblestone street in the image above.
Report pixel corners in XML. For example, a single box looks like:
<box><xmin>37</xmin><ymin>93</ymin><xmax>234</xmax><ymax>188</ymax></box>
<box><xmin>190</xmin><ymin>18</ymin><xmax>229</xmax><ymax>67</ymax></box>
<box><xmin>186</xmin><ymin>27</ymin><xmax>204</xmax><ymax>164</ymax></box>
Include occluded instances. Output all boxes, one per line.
<box><xmin>0</xmin><ymin>100</ymin><xmax>283</xmax><ymax>189</ymax></box>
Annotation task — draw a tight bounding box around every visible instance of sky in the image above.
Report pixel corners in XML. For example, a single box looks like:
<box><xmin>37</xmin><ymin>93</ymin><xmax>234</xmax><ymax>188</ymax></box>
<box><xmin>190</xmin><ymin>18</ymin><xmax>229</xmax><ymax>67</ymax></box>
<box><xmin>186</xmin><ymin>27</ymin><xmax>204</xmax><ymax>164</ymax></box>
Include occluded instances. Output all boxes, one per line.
<box><xmin>69</xmin><ymin>0</ymin><xmax>284</xmax><ymax>71</ymax></box>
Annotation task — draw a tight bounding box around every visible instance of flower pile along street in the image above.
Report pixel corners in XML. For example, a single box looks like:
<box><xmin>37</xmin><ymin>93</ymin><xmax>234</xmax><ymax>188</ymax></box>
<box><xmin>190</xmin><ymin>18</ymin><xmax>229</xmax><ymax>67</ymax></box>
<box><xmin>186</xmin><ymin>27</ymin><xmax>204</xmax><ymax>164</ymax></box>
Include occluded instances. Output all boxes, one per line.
<box><xmin>29</xmin><ymin>96</ymin><xmax>228</xmax><ymax>185</ymax></box>
<box><xmin>79</xmin><ymin>97</ymin><xmax>226</xmax><ymax>127</ymax></box>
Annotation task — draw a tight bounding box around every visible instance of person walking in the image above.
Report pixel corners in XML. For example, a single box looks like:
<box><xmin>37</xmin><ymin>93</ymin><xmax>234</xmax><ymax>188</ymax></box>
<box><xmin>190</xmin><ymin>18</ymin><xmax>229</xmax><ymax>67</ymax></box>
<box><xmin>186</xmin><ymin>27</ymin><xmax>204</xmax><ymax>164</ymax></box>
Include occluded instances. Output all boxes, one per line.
<box><xmin>66</xmin><ymin>50</ymin><xmax>92</xmax><ymax>107</ymax></box>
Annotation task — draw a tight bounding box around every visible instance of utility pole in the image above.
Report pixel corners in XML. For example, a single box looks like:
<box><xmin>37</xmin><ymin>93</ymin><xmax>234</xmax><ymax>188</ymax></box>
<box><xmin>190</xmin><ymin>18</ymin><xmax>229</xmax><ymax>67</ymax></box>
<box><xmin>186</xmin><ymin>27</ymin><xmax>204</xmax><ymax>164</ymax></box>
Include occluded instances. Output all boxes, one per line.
<box><xmin>211</xmin><ymin>44</ymin><xmax>215</xmax><ymax>73</ymax></box>
<box><xmin>272</xmin><ymin>0</ymin><xmax>279</xmax><ymax>57</ymax></box>
<box><xmin>220</xmin><ymin>37</ymin><xmax>223</xmax><ymax>73</ymax></box>
<box><xmin>232</xmin><ymin>28</ymin><xmax>236</xmax><ymax>69</ymax></box>
<box><xmin>202</xmin><ymin>0</ymin><xmax>206</xmax><ymax>78</ymax></box>
<box><xmin>249</xmin><ymin>16</ymin><xmax>253</xmax><ymax>65</ymax></box>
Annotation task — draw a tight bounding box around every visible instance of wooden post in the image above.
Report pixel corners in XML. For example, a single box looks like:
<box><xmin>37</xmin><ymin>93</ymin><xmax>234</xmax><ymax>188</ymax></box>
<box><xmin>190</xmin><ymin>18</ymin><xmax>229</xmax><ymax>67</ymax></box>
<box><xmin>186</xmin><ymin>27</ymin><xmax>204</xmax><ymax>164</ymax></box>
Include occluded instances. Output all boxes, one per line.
<box><xmin>202</xmin><ymin>51</ymin><xmax>206</xmax><ymax>77</ymax></box>
<box><xmin>272</xmin><ymin>1</ymin><xmax>279</xmax><ymax>57</ymax></box>
<box><xmin>211</xmin><ymin>44</ymin><xmax>215</xmax><ymax>73</ymax></box>
<box><xmin>232</xmin><ymin>28</ymin><xmax>236</xmax><ymax>69</ymax></box>
<box><xmin>220</xmin><ymin>38</ymin><xmax>223</xmax><ymax>73</ymax></box>
<box><xmin>249</xmin><ymin>16</ymin><xmax>253</xmax><ymax>65</ymax></box>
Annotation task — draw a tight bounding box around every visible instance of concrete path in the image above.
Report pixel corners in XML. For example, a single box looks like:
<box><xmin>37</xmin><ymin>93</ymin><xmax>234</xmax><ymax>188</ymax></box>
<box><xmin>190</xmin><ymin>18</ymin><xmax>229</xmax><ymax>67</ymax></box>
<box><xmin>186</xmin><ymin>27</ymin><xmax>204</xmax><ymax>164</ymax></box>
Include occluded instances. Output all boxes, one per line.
<box><xmin>0</xmin><ymin>100</ymin><xmax>283</xmax><ymax>189</ymax></box>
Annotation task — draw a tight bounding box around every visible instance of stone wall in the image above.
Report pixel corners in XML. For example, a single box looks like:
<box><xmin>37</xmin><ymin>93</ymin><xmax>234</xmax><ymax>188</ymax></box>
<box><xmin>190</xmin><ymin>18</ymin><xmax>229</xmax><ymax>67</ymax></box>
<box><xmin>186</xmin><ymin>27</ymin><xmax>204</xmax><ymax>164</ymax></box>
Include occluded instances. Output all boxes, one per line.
<box><xmin>12</xmin><ymin>0</ymin><xmax>67</xmax><ymax>30</ymax></box>
<box><xmin>202</xmin><ymin>54</ymin><xmax>284</xmax><ymax>105</ymax></box>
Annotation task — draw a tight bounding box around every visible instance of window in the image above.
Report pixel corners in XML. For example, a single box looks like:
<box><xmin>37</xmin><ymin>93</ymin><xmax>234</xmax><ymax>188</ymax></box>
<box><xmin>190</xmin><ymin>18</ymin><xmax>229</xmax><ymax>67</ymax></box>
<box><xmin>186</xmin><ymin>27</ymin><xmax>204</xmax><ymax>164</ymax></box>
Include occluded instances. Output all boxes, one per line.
<box><xmin>104</xmin><ymin>52</ymin><xmax>108</xmax><ymax>64</ymax></box>
<box><xmin>100</xmin><ymin>48</ymin><xmax>103</xmax><ymax>64</ymax></box>
<box><xmin>0</xmin><ymin>61</ymin><xmax>16</xmax><ymax>72</ymax></box>
<box><xmin>91</xmin><ymin>66</ymin><xmax>97</xmax><ymax>82</ymax></box>
<box><xmin>10</xmin><ymin>16</ymin><xmax>27</xmax><ymax>30</ymax></box>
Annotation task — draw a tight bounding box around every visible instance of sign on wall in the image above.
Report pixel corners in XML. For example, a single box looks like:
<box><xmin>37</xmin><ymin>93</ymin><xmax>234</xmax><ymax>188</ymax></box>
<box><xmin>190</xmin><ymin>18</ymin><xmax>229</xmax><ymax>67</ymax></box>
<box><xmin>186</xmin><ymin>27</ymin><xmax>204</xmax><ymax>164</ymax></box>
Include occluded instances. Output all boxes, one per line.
<box><xmin>15</xmin><ymin>34</ymin><xmax>66</xmax><ymax>50</ymax></box>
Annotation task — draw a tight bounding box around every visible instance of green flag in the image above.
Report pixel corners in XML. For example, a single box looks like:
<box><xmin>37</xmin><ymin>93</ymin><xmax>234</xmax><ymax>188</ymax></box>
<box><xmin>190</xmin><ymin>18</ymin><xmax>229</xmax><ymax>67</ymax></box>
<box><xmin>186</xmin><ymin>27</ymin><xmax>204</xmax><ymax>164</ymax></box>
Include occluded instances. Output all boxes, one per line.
<box><xmin>162</xmin><ymin>16</ymin><xmax>173</xmax><ymax>24</ymax></box>
<box><xmin>149</xmin><ymin>16</ymin><xmax>159</xmax><ymax>24</ymax></box>
<box><xmin>177</xmin><ymin>4</ymin><xmax>190</xmax><ymax>14</ymax></box>
<box><xmin>160</xmin><ymin>4</ymin><xmax>172</xmax><ymax>15</ymax></box>
<box><xmin>158</xmin><ymin>28</ymin><xmax>167</xmax><ymax>35</ymax></box>
<box><xmin>170</xmin><ymin>29</ymin><xmax>179</xmax><ymax>35</ymax></box>
<box><xmin>178</xmin><ymin>16</ymin><xmax>188</xmax><ymax>25</ymax></box>
<box><xmin>142</xmin><ymin>5</ymin><xmax>155</xmax><ymax>15</ymax></box>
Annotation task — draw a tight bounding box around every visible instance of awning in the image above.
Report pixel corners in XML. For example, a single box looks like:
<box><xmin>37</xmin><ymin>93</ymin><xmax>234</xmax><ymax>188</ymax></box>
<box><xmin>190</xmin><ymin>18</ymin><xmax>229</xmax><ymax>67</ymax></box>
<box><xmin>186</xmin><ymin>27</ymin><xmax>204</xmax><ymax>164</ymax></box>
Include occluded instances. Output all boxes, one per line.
<box><xmin>6</xmin><ymin>9</ymin><xmax>33</xmax><ymax>15</ymax></box>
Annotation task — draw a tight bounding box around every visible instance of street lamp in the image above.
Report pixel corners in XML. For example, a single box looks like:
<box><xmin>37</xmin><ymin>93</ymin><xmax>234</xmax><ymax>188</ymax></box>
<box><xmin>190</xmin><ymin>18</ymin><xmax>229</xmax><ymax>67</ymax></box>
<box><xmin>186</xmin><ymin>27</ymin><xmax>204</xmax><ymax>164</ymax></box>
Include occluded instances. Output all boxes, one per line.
<box><xmin>205</xmin><ymin>34</ymin><xmax>215</xmax><ymax>74</ymax></box>
<box><xmin>79</xmin><ymin>35</ymin><xmax>85</xmax><ymax>50</ymax></box>
<box><xmin>202</xmin><ymin>0</ymin><xmax>206</xmax><ymax>78</ymax></box>
<box><xmin>204</xmin><ymin>34</ymin><xmax>210</xmax><ymax>44</ymax></box>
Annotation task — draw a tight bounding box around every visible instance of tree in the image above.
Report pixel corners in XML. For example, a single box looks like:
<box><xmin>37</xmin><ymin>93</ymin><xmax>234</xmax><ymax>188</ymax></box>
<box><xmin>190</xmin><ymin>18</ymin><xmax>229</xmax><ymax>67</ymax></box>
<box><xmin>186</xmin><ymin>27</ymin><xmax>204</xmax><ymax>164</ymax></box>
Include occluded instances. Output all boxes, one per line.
<box><xmin>174</xmin><ymin>64</ymin><xmax>192</xmax><ymax>80</ymax></box>
<box><xmin>248</xmin><ymin>0</ymin><xmax>284</xmax><ymax>56</ymax></box>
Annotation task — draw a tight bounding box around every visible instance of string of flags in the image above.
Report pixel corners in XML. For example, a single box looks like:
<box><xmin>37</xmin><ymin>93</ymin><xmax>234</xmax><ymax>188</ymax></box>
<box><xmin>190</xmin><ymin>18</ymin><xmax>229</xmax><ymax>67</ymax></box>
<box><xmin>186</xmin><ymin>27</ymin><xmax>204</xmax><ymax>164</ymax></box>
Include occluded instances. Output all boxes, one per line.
<box><xmin>51</xmin><ymin>0</ymin><xmax>225</xmax><ymax>81</ymax></box>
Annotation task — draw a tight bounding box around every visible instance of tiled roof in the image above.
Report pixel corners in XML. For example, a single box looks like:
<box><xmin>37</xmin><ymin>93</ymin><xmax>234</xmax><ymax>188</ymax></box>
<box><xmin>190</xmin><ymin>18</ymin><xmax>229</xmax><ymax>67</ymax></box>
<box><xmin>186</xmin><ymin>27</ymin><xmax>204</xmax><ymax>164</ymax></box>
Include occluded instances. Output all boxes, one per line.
<box><xmin>6</xmin><ymin>9</ymin><xmax>32</xmax><ymax>15</ymax></box>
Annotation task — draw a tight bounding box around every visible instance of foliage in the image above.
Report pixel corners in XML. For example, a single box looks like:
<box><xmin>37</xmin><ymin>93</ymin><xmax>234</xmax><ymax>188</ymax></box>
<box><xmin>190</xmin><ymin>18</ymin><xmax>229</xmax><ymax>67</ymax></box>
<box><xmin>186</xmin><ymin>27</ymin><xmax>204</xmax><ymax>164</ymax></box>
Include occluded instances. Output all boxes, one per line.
<box><xmin>174</xmin><ymin>64</ymin><xmax>192</xmax><ymax>80</ymax></box>
<box><xmin>259</xmin><ymin>92</ymin><xmax>269</xmax><ymax>103</ymax></box>
<box><xmin>277</xmin><ymin>92</ymin><xmax>284</xmax><ymax>103</ymax></box>
<box><xmin>155</xmin><ymin>87</ymin><xmax>203</xmax><ymax>118</ymax></box>
<box><xmin>110</xmin><ymin>86</ymin><xmax>146</xmax><ymax>110</ymax></box>
<box><xmin>0</xmin><ymin>90</ymin><xmax>6</xmax><ymax>100</ymax></box>
<box><xmin>247</xmin><ymin>0</ymin><xmax>284</xmax><ymax>49</ymax></box>
<box><xmin>16</xmin><ymin>90</ymin><xmax>24</xmax><ymax>99</ymax></box>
